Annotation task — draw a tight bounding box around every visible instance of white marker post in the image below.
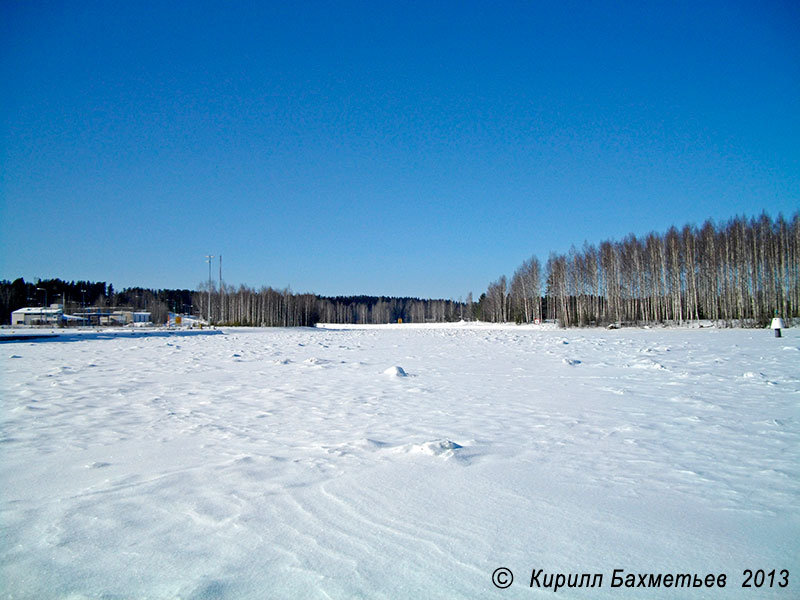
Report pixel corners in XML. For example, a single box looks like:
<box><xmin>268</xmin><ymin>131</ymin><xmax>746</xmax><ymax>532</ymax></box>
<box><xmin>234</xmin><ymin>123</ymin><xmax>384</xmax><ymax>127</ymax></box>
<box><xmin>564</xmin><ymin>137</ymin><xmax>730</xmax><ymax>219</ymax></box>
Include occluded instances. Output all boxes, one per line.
<box><xmin>771</xmin><ymin>315</ymin><xmax>784</xmax><ymax>338</ymax></box>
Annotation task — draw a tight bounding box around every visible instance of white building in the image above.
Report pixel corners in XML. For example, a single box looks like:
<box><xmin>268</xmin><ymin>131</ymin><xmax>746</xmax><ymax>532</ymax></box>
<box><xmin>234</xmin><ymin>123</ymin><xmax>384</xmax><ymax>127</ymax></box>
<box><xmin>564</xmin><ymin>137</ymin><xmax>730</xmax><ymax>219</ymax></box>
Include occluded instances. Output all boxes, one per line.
<box><xmin>12</xmin><ymin>306</ymin><xmax>153</xmax><ymax>327</ymax></box>
<box><xmin>11</xmin><ymin>306</ymin><xmax>63</xmax><ymax>326</ymax></box>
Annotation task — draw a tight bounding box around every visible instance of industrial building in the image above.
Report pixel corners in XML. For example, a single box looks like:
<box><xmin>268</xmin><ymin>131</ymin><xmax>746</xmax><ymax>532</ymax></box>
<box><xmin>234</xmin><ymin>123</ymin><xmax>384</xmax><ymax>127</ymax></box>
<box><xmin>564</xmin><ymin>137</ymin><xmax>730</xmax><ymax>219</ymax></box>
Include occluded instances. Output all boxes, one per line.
<box><xmin>11</xmin><ymin>306</ymin><xmax>64</xmax><ymax>326</ymax></box>
<box><xmin>10</xmin><ymin>306</ymin><xmax>151</xmax><ymax>327</ymax></box>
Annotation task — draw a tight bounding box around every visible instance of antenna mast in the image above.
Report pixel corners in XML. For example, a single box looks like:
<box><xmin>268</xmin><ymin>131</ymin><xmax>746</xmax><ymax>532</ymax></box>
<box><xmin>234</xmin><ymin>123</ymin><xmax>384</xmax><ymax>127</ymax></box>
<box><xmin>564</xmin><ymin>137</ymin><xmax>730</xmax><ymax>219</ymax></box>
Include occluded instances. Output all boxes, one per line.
<box><xmin>205</xmin><ymin>254</ymin><xmax>215</xmax><ymax>324</ymax></box>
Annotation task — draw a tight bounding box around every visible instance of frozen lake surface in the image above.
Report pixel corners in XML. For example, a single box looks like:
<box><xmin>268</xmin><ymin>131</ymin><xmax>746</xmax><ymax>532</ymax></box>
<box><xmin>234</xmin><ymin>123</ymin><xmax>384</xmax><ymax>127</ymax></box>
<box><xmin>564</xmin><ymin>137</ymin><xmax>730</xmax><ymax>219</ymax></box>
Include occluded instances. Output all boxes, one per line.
<box><xmin>2</xmin><ymin>324</ymin><xmax>798</xmax><ymax>598</ymax></box>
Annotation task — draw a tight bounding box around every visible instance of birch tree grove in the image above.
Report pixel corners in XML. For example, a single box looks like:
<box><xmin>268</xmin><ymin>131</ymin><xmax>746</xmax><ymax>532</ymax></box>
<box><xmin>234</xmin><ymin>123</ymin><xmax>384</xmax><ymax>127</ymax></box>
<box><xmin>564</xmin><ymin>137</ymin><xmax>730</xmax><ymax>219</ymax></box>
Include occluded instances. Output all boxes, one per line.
<box><xmin>482</xmin><ymin>212</ymin><xmax>799</xmax><ymax>326</ymax></box>
<box><xmin>191</xmin><ymin>287</ymin><xmax>465</xmax><ymax>327</ymax></box>
<box><xmin>194</xmin><ymin>285</ymin><xmax>319</xmax><ymax>327</ymax></box>
<box><xmin>510</xmin><ymin>256</ymin><xmax>542</xmax><ymax>323</ymax></box>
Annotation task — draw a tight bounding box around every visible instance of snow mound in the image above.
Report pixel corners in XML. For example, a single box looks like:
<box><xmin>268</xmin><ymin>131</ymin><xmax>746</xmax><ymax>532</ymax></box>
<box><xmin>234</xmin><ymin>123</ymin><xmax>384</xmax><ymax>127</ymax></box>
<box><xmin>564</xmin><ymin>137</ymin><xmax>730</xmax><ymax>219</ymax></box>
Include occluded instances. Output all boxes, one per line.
<box><xmin>627</xmin><ymin>359</ymin><xmax>667</xmax><ymax>370</ymax></box>
<box><xmin>394</xmin><ymin>439</ymin><xmax>464</xmax><ymax>460</ymax></box>
<box><xmin>327</xmin><ymin>438</ymin><xmax>391</xmax><ymax>456</ymax></box>
<box><xmin>562</xmin><ymin>358</ymin><xmax>581</xmax><ymax>366</ymax></box>
<box><xmin>383</xmin><ymin>366</ymin><xmax>408</xmax><ymax>377</ymax></box>
<box><xmin>304</xmin><ymin>357</ymin><xmax>328</xmax><ymax>365</ymax></box>
<box><xmin>354</xmin><ymin>438</ymin><xmax>391</xmax><ymax>450</ymax></box>
<box><xmin>742</xmin><ymin>371</ymin><xmax>765</xmax><ymax>379</ymax></box>
<box><xmin>421</xmin><ymin>439</ymin><xmax>462</xmax><ymax>453</ymax></box>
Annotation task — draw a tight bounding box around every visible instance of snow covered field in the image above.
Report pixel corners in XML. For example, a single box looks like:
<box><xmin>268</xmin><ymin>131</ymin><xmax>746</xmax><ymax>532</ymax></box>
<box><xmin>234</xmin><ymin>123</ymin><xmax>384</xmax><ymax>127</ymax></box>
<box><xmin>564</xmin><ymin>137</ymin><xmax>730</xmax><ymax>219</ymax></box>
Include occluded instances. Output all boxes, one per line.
<box><xmin>2</xmin><ymin>324</ymin><xmax>798</xmax><ymax>599</ymax></box>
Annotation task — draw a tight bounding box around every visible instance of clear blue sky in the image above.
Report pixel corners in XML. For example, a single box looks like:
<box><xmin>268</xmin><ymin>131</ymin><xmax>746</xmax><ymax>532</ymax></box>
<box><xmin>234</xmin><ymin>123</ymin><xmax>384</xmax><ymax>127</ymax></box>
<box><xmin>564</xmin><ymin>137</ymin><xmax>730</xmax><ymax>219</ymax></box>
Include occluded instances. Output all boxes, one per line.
<box><xmin>2</xmin><ymin>1</ymin><xmax>798</xmax><ymax>299</ymax></box>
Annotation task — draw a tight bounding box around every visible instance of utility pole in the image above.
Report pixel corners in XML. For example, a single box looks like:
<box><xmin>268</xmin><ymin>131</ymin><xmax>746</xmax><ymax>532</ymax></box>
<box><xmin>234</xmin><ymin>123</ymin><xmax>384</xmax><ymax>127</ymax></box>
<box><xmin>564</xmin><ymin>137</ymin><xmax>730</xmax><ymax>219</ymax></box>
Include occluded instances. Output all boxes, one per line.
<box><xmin>219</xmin><ymin>254</ymin><xmax>224</xmax><ymax>324</ymax></box>
<box><xmin>205</xmin><ymin>254</ymin><xmax>215</xmax><ymax>324</ymax></box>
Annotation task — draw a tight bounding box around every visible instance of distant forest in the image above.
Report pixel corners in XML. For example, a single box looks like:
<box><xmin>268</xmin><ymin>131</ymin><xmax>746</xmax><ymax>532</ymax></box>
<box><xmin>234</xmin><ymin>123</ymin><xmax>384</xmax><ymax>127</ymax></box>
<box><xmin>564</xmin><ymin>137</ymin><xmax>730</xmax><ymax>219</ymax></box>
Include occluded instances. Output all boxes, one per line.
<box><xmin>2</xmin><ymin>212</ymin><xmax>797</xmax><ymax>327</ymax></box>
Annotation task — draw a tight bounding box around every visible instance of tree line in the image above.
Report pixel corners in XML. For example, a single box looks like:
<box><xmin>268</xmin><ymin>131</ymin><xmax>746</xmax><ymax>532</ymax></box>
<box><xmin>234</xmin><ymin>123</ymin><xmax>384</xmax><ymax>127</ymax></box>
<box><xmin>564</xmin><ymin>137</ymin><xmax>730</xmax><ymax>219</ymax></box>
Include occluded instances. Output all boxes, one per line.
<box><xmin>478</xmin><ymin>212</ymin><xmax>799</xmax><ymax>327</ymax></box>
<box><xmin>3</xmin><ymin>212</ymin><xmax>796</xmax><ymax>328</ymax></box>
<box><xmin>193</xmin><ymin>286</ymin><xmax>465</xmax><ymax>327</ymax></box>
<box><xmin>0</xmin><ymin>277</ymin><xmax>464</xmax><ymax>327</ymax></box>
